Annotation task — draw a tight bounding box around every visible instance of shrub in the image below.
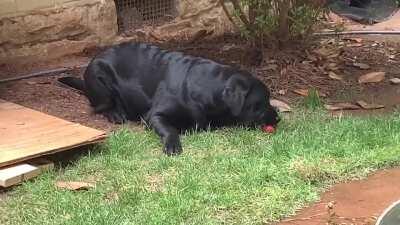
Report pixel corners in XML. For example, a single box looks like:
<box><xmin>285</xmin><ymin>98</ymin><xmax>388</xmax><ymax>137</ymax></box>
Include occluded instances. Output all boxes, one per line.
<box><xmin>220</xmin><ymin>0</ymin><xmax>326</xmax><ymax>47</ymax></box>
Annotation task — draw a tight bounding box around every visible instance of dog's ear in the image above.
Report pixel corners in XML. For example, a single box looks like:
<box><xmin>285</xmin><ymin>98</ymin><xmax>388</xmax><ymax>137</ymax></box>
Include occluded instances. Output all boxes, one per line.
<box><xmin>222</xmin><ymin>76</ymin><xmax>250</xmax><ymax>116</ymax></box>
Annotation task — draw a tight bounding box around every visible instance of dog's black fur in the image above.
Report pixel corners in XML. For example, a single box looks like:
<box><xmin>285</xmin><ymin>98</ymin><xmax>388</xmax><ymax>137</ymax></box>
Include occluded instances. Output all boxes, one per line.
<box><xmin>58</xmin><ymin>42</ymin><xmax>280</xmax><ymax>155</ymax></box>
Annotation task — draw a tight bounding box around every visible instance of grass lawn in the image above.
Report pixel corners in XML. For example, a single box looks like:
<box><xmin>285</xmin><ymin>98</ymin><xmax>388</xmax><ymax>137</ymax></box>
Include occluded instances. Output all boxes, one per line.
<box><xmin>1</xmin><ymin>111</ymin><xmax>400</xmax><ymax>225</ymax></box>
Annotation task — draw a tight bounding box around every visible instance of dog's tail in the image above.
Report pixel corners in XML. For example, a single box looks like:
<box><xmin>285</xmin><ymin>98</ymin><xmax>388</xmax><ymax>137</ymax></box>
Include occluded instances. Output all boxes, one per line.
<box><xmin>57</xmin><ymin>76</ymin><xmax>86</xmax><ymax>94</ymax></box>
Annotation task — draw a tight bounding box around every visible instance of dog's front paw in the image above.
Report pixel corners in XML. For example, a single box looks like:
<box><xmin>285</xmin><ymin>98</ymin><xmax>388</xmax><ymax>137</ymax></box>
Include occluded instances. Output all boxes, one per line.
<box><xmin>104</xmin><ymin>111</ymin><xmax>127</xmax><ymax>124</ymax></box>
<box><xmin>163</xmin><ymin>136</ymin><xmax>182</xmax><ymax>156</ymax></box>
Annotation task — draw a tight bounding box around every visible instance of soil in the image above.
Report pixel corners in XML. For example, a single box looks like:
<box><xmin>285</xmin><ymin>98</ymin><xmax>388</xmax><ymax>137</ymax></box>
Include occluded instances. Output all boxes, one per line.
<box><xmin>276</xmin><ymin>168</ymin><xmax>400</xmax><ymax>225</ymax></box>
<box><xmin>1</xmin><ymin>34</ymin><xmax>399</xmax><ymax>131</ymax></box>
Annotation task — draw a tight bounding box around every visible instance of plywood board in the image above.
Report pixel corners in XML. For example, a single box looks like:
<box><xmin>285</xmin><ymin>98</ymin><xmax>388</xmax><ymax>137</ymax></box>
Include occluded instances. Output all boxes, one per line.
<box><xmin>0</xmin><ymin>99</ymin><xmax>107</xmax><ymax>167</ymax></box>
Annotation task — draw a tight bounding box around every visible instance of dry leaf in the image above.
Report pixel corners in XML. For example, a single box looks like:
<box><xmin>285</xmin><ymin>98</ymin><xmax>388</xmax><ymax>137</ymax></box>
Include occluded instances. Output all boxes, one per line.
<box><xmin>390</xmin><ymin>77</ymin><xmax>400</xmax><ymax>84</ymax></box>
<box><xmin>353</xmin><ymin>62</ymin><xmax>370</xmax><ymax>70</ymax></box>
<box><xmin>358</xmin><ymin>72</ymin><xmax>385</xmax><ymax>83</ymax></box>
<box><xmin>55</xmin><ymin>181</ymin><xmax>95</xmax><ymax>191</ymax></box>
<box><xmin>26</xmin><ymin>81</ymin><xmax>37</xmax><ymax>85</ymax></box>
<box><xmin>293</xmin><ymin>89</ymin><xmax>309</xmax><ymax>96</ymax></box>
<box><xmin>293</xmin><ymin>89</ymin><xmax>326</xmax><ymax>97</ymax></box>
<box><xmin>270</xmin><ymin>99</ymin><xmax>292</xmax><ymax>112</ymax></box>
<box><xmin>324</xmin><ymin>103</ymin><xmax>360</xmax><ymax>111</ymax></box>
<box><xmin>328</xmin><ymin>71</ymin><xmax>343</xmax><ymax>81</ymax></box>
<box><xmin>356</xmin><ymin>100</ymin><xmax>385</xmax><ymax>110</ymax></box>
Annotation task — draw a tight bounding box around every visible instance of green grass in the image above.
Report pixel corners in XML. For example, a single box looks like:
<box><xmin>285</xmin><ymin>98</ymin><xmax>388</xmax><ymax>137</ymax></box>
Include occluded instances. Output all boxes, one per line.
<box><xmin>1</xmin><ymin>111</ymin><xmax>400</xmax><ymax>225</ymax></box>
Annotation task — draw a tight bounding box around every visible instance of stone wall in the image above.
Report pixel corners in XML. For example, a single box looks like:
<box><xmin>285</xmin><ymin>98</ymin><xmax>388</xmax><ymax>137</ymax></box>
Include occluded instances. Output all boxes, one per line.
<box><xmin>0</xmin><ymin>0</ymin><xmax>232</xmax><ymax>64</ymax></box>
<box><xmin>129</xmin><ymin>0</ymin><xmax>233</xmax><ymax>42</ymax></box>
<box><xmin>0</xmin><ymin>0</ymin><xmax>118</xmax><ymax>64</ymax></box>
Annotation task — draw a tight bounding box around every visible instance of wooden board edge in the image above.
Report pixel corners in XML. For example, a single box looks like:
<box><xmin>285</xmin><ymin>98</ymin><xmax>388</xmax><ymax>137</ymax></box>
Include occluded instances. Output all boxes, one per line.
<box><xmin>0</xmin><ymin>133</ymin><xmax>107</xmax><ymax>168</ymax></box>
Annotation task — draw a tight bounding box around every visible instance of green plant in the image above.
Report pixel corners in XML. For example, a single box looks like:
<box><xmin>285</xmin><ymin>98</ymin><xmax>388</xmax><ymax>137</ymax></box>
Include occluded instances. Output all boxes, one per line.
<box><xmin>303</xmin><ymin>88</ymin><xmax>323</xmax><ymax>110</ymax></box>
<box><xmin>220</xmin><ymin>0</ymin><xmax>326</xmax><ymax>47</ymax></box>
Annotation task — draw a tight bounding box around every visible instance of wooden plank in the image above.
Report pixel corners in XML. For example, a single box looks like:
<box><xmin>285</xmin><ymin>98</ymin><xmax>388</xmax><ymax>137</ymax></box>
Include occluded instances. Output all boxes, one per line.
<box><xmin>0</xmin><ymin>164</ymin><xmax>40</xmax><ymax>187</ymax></box>
<box><xmin>0</xmin><ymin>99</ymin><xmax>107</xmax><ymax>167</ymax></box>
<box><xmin>0</xmin><ymin>159</ymin><xmax>54</xmax><ymax>187</ymax></box>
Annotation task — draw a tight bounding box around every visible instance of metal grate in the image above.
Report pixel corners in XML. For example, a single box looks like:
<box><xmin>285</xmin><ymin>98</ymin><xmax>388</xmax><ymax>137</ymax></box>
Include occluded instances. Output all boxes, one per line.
<box><xmin>114</xmin><ymin>0</ymin><xmax>177</xmax><ymax>33</ymax></box>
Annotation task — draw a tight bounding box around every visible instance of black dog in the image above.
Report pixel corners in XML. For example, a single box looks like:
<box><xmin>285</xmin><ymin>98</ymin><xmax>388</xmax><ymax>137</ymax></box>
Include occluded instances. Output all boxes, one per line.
<box><xmin>58</xmin><ymin>42</ymin><xmax>280</xmax><ymax>155</ymax></box>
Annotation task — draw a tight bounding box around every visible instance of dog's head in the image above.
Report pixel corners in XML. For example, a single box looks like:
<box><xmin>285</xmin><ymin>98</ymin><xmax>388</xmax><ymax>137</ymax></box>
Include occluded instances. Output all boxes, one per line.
<box><xmin>222</xmin><ymin>73</ymin><xmax>280</xmax><ymax>127</ymax></box>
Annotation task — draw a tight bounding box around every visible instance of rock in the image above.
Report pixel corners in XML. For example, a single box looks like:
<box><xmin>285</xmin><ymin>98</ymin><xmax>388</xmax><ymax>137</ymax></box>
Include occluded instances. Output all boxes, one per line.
<box><xmin>0</xmin><ymin>0</ymin><xmax>117</xmax><ymax>63</ymax></box>
<box><xmin>358</xmin><ymin>72</ymin><xmax>385</xmax><ymax>84</ymax></box>
<box><xmin>390</xmin><ymin>78</ymin><xmax>400</xmax><ymax>84</ymax></box>
<box><xmin>0</xmin><ymin>0</ymin><xmax>231</xmax><ymax>64</ymax></box>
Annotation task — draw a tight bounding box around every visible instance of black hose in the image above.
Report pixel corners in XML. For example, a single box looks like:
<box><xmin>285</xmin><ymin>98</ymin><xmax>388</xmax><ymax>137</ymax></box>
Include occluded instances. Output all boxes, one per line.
<box><xmin>314</xmin><ymin>30</ymin><xmax>400</xmax><ymax>36</ymax></box>
<box><xmin>0</xmin><ymin>64</ymin><xmax>88</xmax><ymax>84</ymax></box>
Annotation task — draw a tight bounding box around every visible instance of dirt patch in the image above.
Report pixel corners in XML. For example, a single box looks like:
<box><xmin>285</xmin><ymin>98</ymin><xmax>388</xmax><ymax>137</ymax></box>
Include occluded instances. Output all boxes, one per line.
<box><xmin>0</xmin><ymin>34</ymin><xmax>399</xmax><ymax>131</ymax></box>
<box><xmin>276</xmin><ymin>167</ymin><xmax>400</xmax><ymax>225</ymax></box>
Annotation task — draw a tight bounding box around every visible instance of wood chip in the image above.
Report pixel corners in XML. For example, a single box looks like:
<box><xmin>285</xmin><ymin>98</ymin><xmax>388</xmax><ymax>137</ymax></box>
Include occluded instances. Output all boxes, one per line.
<box><xmin>324</xmin><ymin>103</ymin><xmax>361</xmax><ymax>111</ymax></box>
<box><xmin>278</xmin><ymin>89</ymin><xmax>287</xmax><ymax>95</ymax></box>
<box><xmin>353</xmin><ymin>62</ymin><xmax>370</xmax><ymax>70</ymax></box>
<box><xmin>356</xmin><ymin>100</ymin><xmax>385</xmax><ymax>110</ymax></box>
<box><xmin>55</xmin><ymin>181</ymin><xmax>95</xmax><ymax>191</ymax></box>
<box><xmin>26</xmin><ymin>81</ymin><xmax>37</xmax><ymax>85</ymax></box>
<box><xmin>358</xmin><ymin>72</ymin><xmax>385</xmax><ymax>84</ymax></box>
<box><xmin>328</xmin><ymin>71</ymin><xmax>343</xmax><ymax>81</ymax></box>
<box><xmin>327</xmin><ymin>63</ymin><xmax>338</xmax><ymax>70</ymax></box>
<box><xmin>346</xmin><ymin>43</ymin><xmax>363</xmax><ymax>47</ymax></box>
<box><xmin>390</xmin><ymin>78</ymin><xmax>400</xmax><ymax>84</ymax></box>
<box><xmin>270</xmin><ymin>99</ymin><xmax>292</xmax><ymax>112</ymax></box>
